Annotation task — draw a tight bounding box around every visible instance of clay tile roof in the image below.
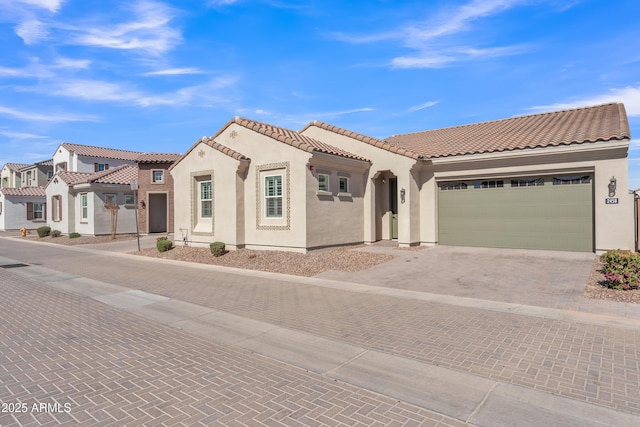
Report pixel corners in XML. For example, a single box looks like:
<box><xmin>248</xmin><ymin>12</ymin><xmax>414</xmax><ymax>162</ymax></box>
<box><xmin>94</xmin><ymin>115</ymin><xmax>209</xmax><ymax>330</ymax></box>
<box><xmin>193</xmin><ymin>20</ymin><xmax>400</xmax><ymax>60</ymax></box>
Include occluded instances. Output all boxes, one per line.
<box><xmin>234</xmin><ymin>117</ymin><xmax>369</xmax><ymax>162</ymax></box>
<box><xmin>136</xmin><ymin>153</ymin><xmax>182</xmax><ymax>163</ymax></box>
<box><xmin>60</xmin><ymin>143</ymin><xmax>142</xmax><ymax>161</ymax></box>
<box><xmin>3</xmin><ymin>162</ymin><xmax>29</xmax><ymax>171</ymax></box>
<box><xmin>56</xmin><ymin>171</ymin><xmax>95</xmax><ymax>185</ymax></box>
<box><xmin>35</xmin><ymin>159</ymin><xmax>54</xmax><ymax>166</ymax></box>
<box><xmin>88</xmin><ymin>165</ymin><xmax>138</xmax><ymax>185</ymax></box>
<box><xmin>386</xmin><ymin>103</ymin><xmax>631</xmax><ymax>159</ymax></box>
<box><xmin>0</xmin><ymin>186</ymin><xmax>46</xmax><ymax>196</ymax></box>
<box><xmin>201</xmin><ymin>137</ymin><xmax>250</xmax><ymax>161</ymax></box>
<box><xmin>300</xmin><ymin>121</ymin><xmax>424</xmax><ymax>160</ymax></box>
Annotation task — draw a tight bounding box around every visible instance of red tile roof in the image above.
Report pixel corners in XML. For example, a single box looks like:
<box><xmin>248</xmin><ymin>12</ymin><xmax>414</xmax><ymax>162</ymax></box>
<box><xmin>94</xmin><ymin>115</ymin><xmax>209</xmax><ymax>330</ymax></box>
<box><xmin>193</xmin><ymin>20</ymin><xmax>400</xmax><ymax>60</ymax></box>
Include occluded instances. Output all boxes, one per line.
<box><xmin>1</xmin><ymin>186</ymin><xmax>46</xmax><ymax>196</ymax></box>
<box><xmin>56</xmin><ymin>171</ymin><xmax>95</xmax><ymax>185</ymax></box>
<box><xmin>3</xmin><ymin>163</ymin><xmax>29</xmax><ymax>172</ymax></box>
<box><xmin>136</xmin><ymin>153</ymin><xmax>182</xmax><ymax>163</ymax></box>
<box><xmin>231</xmin><ymin>117</ymin><xmax>370</xmax><ymax>162</ymax></box>
<box><xmin>88</xmin><ymin>165</ymin><xmax>138</xmax><ymax>185</ymax></box>
<box><xmin>386</xmin><ymin>103</ymin><xmax>631</xmax><ymax>158</ymax></box>
<box><xmin>60</xmin><ymin>143</ymin><xmax>142</xmax><ymax>161</ymax></box>
<box><xmin>300</xmin><ymin>121</ymin><xmax>424</xmax><ymax>160</ymax></box>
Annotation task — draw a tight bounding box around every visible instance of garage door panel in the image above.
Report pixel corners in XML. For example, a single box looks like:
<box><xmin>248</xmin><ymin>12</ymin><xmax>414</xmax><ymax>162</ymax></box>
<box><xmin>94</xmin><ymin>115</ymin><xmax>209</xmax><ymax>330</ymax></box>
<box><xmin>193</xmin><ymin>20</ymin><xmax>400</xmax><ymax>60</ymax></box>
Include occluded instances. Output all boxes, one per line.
<box><xmin>438</xmin><ymin>176</ymin><xmax>593</xmax><ymax>252</ymax></box>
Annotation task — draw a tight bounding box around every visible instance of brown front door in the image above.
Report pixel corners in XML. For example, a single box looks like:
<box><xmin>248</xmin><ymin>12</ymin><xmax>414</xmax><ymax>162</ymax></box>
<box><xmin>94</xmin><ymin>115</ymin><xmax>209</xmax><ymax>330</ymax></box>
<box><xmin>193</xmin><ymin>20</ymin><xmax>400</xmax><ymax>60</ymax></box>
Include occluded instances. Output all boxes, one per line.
<box><xmin>148</xmin><ymin>193</ymin><xmax>167</xmax><ymax>233</ymax></box>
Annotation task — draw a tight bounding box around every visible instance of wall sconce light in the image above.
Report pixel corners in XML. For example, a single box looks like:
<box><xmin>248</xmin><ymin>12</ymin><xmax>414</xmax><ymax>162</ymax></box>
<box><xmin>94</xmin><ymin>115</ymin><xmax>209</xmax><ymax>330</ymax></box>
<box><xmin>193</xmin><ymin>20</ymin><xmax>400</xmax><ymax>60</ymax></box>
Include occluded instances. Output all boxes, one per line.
<box><xmin>140</xmin><ymin>200</ymin><xmax>146</xmax><ymax>208</ymax></box>
<box><xmin>608</xmin><ymin>176</ymin><xmax>617</xmax><ymax>197</ymax></box>
<box><xmin>381</xmin><ymin>178</ymin><xmax>386</xmax><ymax>184</ymax></box>
<box><xmin>400</xmin><ymin>187</ymin><xmax>406</xmax><ymax>204</ymax></box>
<box><xmin>309</xmin><ymin>165</ymin><xmax>314</xmax><ymax>171</ymax></box>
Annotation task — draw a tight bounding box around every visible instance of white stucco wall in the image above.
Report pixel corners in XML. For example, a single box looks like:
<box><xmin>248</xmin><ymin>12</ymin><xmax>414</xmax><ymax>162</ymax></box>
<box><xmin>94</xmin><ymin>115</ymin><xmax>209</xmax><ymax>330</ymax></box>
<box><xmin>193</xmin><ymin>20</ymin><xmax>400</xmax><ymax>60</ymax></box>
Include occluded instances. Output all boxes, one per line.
<box><xmin>0</xmin><ymin>193</ymin><xmax>47</xmax><ymax>230</ymax></box>
<box><xmin>45</xmin><ymin>176</ymin><xmax>73</xmax><ymax>234</ymax></box>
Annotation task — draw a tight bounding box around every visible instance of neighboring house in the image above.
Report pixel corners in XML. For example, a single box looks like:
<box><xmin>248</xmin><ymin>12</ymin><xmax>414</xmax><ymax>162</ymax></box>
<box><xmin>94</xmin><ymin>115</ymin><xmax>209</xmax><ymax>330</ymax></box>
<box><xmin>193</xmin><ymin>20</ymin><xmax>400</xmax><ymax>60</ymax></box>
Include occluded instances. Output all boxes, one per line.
<box><xmin>172</xmin><ymin>103</ymin><xmax>634</xmax><ymax>253</ymax></box>
<box><xmin>0</xmin><ymin>187</ymin><xmax>47</xmax><ymax>231</ymax></box>
<box><xmin>18</xmin><ymin>159</ymin><xmax>53</xmax><ymax>187</ymax></box>
<box><xmin>52</xmin><ymin>142</ymin><xmax>141</xmax><ymax>173</ymax></box>
<box><xmin>135</xmin><ymin>153</ymin><xmax>181</xmax><ymax>234</ymax></box>
<box><xmin>46</xmin><ymin>165</ymin><xmax>139</xmax><ymax>236</ymax></box>
<box><xmin>635</xmin><ymin>189</ymin><xmax>640</xmax><ymax>252</ymax></box>
<box><xmin>1</xmin><ymin>163</ymin><xmax>29</xmax><ymax>188</ymax></box>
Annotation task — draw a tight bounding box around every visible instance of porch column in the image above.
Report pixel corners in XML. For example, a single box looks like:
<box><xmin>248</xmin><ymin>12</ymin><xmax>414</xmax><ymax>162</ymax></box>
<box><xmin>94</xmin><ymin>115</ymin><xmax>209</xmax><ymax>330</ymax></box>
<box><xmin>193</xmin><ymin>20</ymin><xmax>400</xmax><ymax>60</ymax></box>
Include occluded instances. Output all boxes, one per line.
<box><xmin>397</xmin><ymin>171</ymin><xmax>421</xmax><ymax>247</ymax></box>
<box><xmin>363</xmin><ymin>175</ymin><xmax>376</xmax><ymax>244</ymax></box>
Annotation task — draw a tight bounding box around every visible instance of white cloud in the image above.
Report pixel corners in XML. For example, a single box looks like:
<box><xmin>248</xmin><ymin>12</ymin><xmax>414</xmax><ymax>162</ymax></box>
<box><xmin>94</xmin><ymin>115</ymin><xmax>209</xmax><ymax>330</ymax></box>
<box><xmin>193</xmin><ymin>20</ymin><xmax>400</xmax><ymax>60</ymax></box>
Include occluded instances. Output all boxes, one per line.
<box><xmin>0</xmin><ymin>105</ymin><xmax>95</xmax><ymax>122</ymax></box>
<box><xmin>528</xmin><ymin>86</ymin><xmax>640</xmax><ymax>117</ymax></box>
<box><xmin>208</xmin><ymin>0</ymin><xmax>238</xmax><ymax>5</ymax></box>
<box><xmin>143</xmin><ymin>68</ymin><xmax>204</xmax><ymax>76</ymax></box>
<box><xmin>68</xmin><ymin>1</ymin><xmax>182</xmax><ymax>56</ymax></box>
<box><xmin>12</xmin><ymin>0</ymin><xmax>64</xmax><ymax>13</ymax></box>
<box><xmin>0</xmin><ymin>130</ymin><xmax>48</xmax><ymax>139</ymax></box>
<box><xmin>392</xmin><ymin>44</ymin><xmax>530</xmax><ymax>69</ymax></box>
<box><xmin>407</xmin><ymin>100</ymin><xmax>440</xmax><ymax>113</ymax></box>
<box><xmin>630</xmin><ymin>139</ymin><xmax>640</xmax><ymax>150</ymax></box>
<box><xmin>52</xmin><ymin>57</ymin><xmax>90</xmax><ymax>69</ymax></box>
<box><xmin>47</xmin><ymin>80</ymin><xmax>139</xmax><ymax>102</ymax></box>
<box><xmin>15</xmin><ymin>19</ymin><xmax>49</xmax><ymax>44</ymax></box>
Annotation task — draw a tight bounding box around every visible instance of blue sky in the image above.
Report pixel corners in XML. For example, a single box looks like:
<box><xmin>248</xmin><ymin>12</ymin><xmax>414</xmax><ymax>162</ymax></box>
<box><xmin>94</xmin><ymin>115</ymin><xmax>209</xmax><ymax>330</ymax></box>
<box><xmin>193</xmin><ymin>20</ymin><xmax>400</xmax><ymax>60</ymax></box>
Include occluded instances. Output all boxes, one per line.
<box><xmin>1</xmin><ymin>0</ymin><xmax>639</xmax><ymax>189</ymax></box>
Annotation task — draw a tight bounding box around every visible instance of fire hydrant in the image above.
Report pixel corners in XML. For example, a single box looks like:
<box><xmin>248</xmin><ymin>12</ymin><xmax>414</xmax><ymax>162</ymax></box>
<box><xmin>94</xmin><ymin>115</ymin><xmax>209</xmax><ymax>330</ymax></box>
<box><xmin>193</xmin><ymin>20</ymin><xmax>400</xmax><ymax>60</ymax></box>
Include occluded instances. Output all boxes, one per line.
<box><xmin>20</xmin><ymin>227</ymin><xmax>27</xmax><ymax>237</ymax></box>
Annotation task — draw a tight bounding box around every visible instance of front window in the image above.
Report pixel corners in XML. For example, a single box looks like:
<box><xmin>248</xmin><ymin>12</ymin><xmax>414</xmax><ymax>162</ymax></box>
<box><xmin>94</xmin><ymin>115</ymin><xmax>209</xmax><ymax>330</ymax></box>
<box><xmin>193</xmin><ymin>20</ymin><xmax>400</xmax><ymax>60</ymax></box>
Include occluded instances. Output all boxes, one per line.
<box><xmin>81</xmin><ymin>193</ymin><xmax>88</xmax><ymax>220</ymax></box>
<box><xmin>33</xmin><ymin>203</ymin><xmax>43</xmax><ymax>219</ymax></box>
<box><xmin>47</xmin><ymin>171</ymin><xmax>54</xmax><ymax>179</ymax></box>
<box><xmin>56</xmin><ymin>162</ymin><xmax>67</xmax><ymax>172</ymax></box>
<box><xmin>104</xmin><ymin>194</ymin><xmax>117</xmax><ymax>205</ymax></box>
<box><xmin>26</xmin><ymin>171</ymin><xmax>33</xmax><ymax>186</ymax></box>
<box><xmin>339</xmin><ymin>177</ymin><xmax>350</xmax><ymax>193</ymax></box>
<box><xmin>265</xmin><ymin>175</ymin><xmax>283</xmax><ymax>218</ymax></box>
<box><xmin>95</xmin><ymin>163</ymin><xmax>109</xmax><ymax>172</ymax></box>
<box><xmin>200</xmin><ymin>181</ymin><xmax>212</xmax><ymax>218</ymax></box>
<box><xmin>125</xmin><ymin>194</ymin><xmax>135</xmax><ymax>205</ymax></box>
<box><xmin>318</xmin><ymin>174</ymin><xmax>329</xmax><ymax>192</ymax></box>
<box><xmin>152</xmin><ymin>170</ymin><xmax>164</xmax><ymax>183</ymax></box>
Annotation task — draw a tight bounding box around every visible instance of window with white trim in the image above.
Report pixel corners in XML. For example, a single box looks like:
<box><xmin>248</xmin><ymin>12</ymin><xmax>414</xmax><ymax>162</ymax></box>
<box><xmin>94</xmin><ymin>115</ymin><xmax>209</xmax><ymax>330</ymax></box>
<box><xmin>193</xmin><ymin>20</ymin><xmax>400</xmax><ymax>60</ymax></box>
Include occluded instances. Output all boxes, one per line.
<box><xmin>265</xmin><ymin>175</ymin><xmax>283</xmax><ymax>218</ymax></box>
<box><xmin>199</xmin><ymin>181</ymin><xmax>212</xmax><ymax>218</ymax></box>
<box><xmin>474</xmin><ymin>180</ymin><xmax>504</xmax><ymax>189</ymax></box>
<box><xmin>81</xmin><ymin>193</ymin><xmax>88</xmax><ymax>220</ymax></box>
<box><xmin>339</xmin><ymin>177</ymin><xmax>349</xmax><ymax>193</ymax></box>
<box><xmin>33</xmin><ymin>203</ymin><xmax>44</xmax><ymax>219</ymax></box>
<box><xmin>318</xmin><ymin>174</ymin><xmax>330</xmax><ymax>192</ymax></box>
<box><xmin>152</xmin><ymin>170</ymin><xmax>164</xmax><ymax>183</ymax></box>
<box><xmin>94</xmin><ymin>163</ymin><xmax>109</xmax><ymax>172</ymax></box>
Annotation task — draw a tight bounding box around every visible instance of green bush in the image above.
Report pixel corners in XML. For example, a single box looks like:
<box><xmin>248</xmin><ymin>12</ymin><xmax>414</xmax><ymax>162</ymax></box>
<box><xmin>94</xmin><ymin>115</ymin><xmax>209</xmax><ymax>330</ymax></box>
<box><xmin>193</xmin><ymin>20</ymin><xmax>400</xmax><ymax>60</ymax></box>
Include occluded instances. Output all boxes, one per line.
<box><xmin>69</xmin><ymin>232</ymin><xmax>81</xmax><ymax>239</ymax></box>
<box><xmin>156</xmin><ymin>237</ymin><xmax>173</xmax><ymax>252</ymax></box>
<box><xmin>36</xmin><ymin>226</ymin><xmax>51</xmax><ymax>238</ymax></box>
<box><xmin>601</xmin><ymin>250</ymin><xmax>640</xmax><ymax>290</ymax></box>
<box><xmin>51</xmin><ymin>229</ymin><xmax>62</xmax><ymax>238</ymax></box>
<box><xmin>210</xmin><ymin>242</ymin><xmax>227</xmax><ymax>257</ymax></box>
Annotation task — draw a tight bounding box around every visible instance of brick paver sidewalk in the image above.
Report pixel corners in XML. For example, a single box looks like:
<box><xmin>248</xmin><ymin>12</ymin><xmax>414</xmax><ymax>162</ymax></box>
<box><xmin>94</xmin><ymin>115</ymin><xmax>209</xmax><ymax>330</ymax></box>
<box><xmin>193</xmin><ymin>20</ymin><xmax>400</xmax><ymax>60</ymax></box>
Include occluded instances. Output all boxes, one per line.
<box><xmin>4</xmin><ymin>238</ymin><xmax>640</xmax><ymax>417</ymax></box>
<box><xmin>0</xmin><ymin>269</ymin><xmax>464</xmax><ymax>426</ymax></box>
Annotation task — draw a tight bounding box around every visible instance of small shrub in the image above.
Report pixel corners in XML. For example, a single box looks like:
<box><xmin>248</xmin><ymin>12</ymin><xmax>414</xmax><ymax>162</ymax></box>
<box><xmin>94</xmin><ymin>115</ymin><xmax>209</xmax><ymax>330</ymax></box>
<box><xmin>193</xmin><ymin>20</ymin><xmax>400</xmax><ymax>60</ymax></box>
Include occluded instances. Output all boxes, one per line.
<box><xmin>601</xmin><ymin>250</ymin><xmax>640</xmax><ymax>290</ymax></box>
<box><xmin>210</xmin><ymin>242</ymin><xmax>227</xmax><ymax>257</ymax></box>
<box><xmin>51</xmin><ymin>229</ymin><xmax>62</xmax><ymax>238</ymax></box>
<box><xmin>36</xmin><ymin>226</ymin><xmax>51</xmax><ymax>238</ymax></box>
<box><xmin>69</xmin><ymin>232</ymin><xmax>81</xmax><ymax>239</ymax></box>
<box><xmin>156</xmin><ymin>236</ymin><xmax>173</xmax><ymax>252</ymax></box>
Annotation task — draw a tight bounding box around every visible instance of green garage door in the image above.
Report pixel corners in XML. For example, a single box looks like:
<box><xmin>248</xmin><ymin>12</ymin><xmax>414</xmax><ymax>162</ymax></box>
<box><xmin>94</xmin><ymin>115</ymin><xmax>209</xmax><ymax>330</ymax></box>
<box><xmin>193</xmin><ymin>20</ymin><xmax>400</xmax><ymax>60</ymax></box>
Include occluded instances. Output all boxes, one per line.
<box><xmin>438</xmin><ymin>175</ymin><xmax>593</xmax><ymax>252</ymax></box>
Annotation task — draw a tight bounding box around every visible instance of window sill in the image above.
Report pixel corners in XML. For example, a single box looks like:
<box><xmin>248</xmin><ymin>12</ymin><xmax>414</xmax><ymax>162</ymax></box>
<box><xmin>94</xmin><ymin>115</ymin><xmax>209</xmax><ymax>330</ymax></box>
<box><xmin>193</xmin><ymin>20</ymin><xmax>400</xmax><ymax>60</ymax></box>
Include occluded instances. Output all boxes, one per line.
<box><xmin>337</xmin><ymin>192</ymin><xmax>352</xmax><ymax>198</ymax></box>
<box><xmin>316</xmin><ymin>190</ymin><xmax>332</xmax><ymax>196</ymax></box>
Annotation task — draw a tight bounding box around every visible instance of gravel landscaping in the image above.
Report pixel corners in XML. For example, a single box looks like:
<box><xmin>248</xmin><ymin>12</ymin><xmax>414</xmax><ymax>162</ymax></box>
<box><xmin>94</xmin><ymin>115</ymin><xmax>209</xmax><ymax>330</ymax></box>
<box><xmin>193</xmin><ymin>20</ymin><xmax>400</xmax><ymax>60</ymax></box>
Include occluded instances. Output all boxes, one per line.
<box><xmin>583</xmin><ymin>256</ymin><xmax>640</xmax><ymax>304</ymax></box>
<box><xmin>133</xmin><ymin>245</ymin><xmax>395</xmax><ymax>277</ymax></box>
<box><xmin>20</xmin><ymin>233</ymin><xmax>138</xmax><ymax>246</ymax></box>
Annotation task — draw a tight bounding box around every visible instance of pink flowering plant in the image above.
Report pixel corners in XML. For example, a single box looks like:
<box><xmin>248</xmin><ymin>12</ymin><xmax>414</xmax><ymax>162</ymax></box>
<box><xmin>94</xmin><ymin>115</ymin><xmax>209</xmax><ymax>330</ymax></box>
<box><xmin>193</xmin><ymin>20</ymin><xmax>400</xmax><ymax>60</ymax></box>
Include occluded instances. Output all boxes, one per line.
<box><xmin>601</xmin><ymin>250</ymin><xmax>640</xmax><ymax>290</ymax></box>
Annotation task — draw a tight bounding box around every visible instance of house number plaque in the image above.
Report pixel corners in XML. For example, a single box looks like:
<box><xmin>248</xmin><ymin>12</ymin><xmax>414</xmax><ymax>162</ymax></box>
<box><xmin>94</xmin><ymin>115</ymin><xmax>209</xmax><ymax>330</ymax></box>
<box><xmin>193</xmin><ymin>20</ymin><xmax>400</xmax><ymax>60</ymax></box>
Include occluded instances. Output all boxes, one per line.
<box><xmin>605</xmin><ymin>198</ymin><xmax>619</xmax><ymax>204</ymax></box>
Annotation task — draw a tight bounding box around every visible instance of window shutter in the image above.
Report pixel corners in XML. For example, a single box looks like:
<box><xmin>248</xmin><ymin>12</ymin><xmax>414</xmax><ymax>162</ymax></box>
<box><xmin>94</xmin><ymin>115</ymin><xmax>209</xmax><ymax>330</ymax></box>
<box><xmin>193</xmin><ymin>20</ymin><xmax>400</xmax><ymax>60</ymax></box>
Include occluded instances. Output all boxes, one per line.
<box><xmin>94</xmin><ymin>163</ymin><xmax>98</xmax><ymax>172</ymax></box>
<box><xmin>44</xmin><ymin>203</ymin><xmax>47</xmax><ymax>220</ymax></box>
<box><xmin>105</xmin><ymin>164</ymin><xmax>109</xmax><ymax>170</ymax></box>
<box><xmin>26</xmin><ymin>202</ymin><xmax>33</xmax><ymax>220</ymax></box>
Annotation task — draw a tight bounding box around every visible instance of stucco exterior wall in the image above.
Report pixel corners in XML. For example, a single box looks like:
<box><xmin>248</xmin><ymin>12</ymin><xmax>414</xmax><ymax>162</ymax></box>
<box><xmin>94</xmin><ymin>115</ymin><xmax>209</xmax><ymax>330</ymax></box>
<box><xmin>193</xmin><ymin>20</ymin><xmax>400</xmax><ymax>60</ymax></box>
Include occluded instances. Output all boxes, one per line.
<box><xmin>53</xmin><ymin>146</ymin><xmax>135</xmax><ymax>173</ymax></box>
<box><xmin>305</xmin><ymin>153</ymin><xmax>368</xmax><ymax>248</ymax></box>
<box><xmin>91</xmin><ymin>191</ymin><xmax>138</xmax><ymax>235</ymax></box>
<box><xmin>0</xmin><ymin>194</ymin><xmax>47</xmax><ymax>230</ymax></box>
<box><xmin>45</xmin><ymin>177</ymin><xmax>72</xmax><ymax>234</ymax></box>
<box><xmin>301</xmin><ymin>125</ymin><xmax>421</xmax><ymax>246</ymax></box>
<box><xmin>1</xmin><ymin>166</ymin><xmax>21</xmax><ymax>188</ymax></box>
<box><xmin>429</xmin><ymin>141</ymin><xmax>634</xmax><ymax>252</ymax></box>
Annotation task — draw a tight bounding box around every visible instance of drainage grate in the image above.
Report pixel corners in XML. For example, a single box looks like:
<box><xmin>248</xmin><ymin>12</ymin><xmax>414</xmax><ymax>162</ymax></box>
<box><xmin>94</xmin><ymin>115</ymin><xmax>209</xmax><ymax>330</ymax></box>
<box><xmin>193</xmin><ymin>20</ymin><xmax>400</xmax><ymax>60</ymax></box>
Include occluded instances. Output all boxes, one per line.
<box><xmin>0</xmin><ymin>263</ymin><xmax>29</xmax><ymax>269</ymax></box>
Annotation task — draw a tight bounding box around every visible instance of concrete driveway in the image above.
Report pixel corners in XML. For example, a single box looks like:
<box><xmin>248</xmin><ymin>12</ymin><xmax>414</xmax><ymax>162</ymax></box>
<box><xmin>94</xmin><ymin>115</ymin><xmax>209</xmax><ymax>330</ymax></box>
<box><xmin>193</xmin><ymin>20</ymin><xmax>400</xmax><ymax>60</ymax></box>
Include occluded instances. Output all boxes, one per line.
<box><xmin>317</xmin><ymin>245</ymin><xmax>596</xmax><ymax>311</ymax></box>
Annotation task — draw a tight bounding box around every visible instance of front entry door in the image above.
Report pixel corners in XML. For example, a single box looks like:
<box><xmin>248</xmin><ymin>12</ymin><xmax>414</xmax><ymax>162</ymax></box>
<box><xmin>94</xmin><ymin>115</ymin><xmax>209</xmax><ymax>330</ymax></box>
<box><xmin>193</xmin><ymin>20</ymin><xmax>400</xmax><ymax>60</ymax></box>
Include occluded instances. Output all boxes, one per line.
<box><xmin>389</xmin><ymin>178</ymin><xmax>398</xmax><ymax>239</ymax></box>
<box><xmin>148</xmin><ymin>193</ymin><xmax>168</xmax><ymax>233</ymax></box>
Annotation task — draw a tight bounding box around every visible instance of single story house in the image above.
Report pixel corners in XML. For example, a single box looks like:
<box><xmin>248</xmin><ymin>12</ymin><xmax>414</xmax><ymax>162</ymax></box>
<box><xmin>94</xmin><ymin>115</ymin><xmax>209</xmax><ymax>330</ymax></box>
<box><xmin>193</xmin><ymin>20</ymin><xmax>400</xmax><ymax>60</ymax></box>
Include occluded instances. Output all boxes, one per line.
<box><xmin>171</xmin><ymin>103</ymin><xmax>634</xmax><ymax>253</ymax></box>
<box><xmin>135</xmin><ymin>153</ymin><xmax>181</xmax><ymax>234</ymax></box>
<box><xmin>0</xmin><ymin>186</ymin><xmax>47</xmax><ymax>231</ymax></box>
<box><xmin>46</xmin><ymin>165</ymin><xmax>139</xmax><ymax>236</ymax></box>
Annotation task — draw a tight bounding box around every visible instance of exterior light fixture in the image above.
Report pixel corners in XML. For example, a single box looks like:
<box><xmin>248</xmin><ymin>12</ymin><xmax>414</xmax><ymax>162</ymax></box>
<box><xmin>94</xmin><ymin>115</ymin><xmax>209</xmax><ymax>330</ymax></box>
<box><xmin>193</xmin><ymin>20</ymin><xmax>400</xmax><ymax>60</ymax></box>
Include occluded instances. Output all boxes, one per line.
<box><xmin>400</xmin><ymin>187</ymin><xmax>406</xmax><ymax>203</ymax></box>
<box><xmin>608</xmin><ymin>176</ymin><xmax>617</xmax><ymax>197</ymax></box>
